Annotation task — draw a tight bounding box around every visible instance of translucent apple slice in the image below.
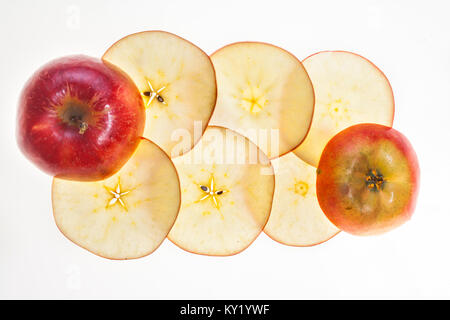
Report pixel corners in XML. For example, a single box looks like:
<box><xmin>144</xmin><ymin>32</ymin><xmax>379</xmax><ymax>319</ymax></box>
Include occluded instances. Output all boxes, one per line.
<box><xmin>293</xmin><ymin>51</ymin><xmax>395</xmax><ymax>167</ymax></box>
<box><xmin>52</xmin><ymin>138</ymin><xmax>181</xmax><ymax>260</ymax></box>
<box><xmin>210</xmin><ymin>42</ymin><xmax>314</xmax><ymax>159</ymax></box>
<box><xmin>102</xmin><ymin>31</ymin><xmax>217</xmax><ymax>157</ymax></box>
<box><xmin>264</xmin><ymin>153</ymin><xmax>339</xmax><ymax>246</ymax></box>
<box><xmin>168</xmin><ymin>126</ymin><xmax>275</xmax><ymax>256</ymax></box>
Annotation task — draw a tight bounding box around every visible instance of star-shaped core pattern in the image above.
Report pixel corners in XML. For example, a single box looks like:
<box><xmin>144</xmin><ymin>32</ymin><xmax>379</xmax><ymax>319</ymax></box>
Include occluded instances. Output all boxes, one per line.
<box><xmin>141</xmin><ymin>79</ymin><xmax>167</xmax><ymax>108</ymax></box>
<box><xmin>198</xmin><ymin>176</ymin><xmax>226</xmax><ymax>209</ymax></box>
<box><xmin>105</xmin><ymin>180</ymin><xmax>131</xmax><ymax>211</ymax></box>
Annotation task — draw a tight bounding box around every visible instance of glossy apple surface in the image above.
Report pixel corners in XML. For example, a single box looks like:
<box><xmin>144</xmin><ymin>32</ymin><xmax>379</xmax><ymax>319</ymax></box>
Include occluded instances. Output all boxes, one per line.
<box><xmin>317</xmin><ymin>124</ymin><xmax>419</xmax><ymax>235</ymax></box>
<box><xmin>17</xmin><ymin>55</ymin><xmax>145</xmax><ymax>181</ymax></box>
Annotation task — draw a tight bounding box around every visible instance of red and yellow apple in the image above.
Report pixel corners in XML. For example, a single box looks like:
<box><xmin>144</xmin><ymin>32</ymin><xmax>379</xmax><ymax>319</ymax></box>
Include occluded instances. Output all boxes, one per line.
<box><xmin>17</xmin><ymin>55</ymin><xmax>145</xmax><ymax>181</ymax></box>
<box><xmin>316</xmin><ymin>123</ymin><xmax>419</xmax><ymax>235</ymax></box>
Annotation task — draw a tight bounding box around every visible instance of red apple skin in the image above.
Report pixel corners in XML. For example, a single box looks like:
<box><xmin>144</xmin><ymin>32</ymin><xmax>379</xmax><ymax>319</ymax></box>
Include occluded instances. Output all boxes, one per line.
<box><xmin>316</xmin><ymin>124</ymin><xmax>419</xmax><ymax>236</ymax></box>
<box><xmin>17</xmin><ymin>55</ymin><xmax>145</xmax><ymax>181</ymax></box>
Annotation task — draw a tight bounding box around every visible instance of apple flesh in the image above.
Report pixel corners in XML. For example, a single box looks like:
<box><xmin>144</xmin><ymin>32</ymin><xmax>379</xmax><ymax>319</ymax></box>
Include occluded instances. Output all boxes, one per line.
<box><xmin>169</xmin><ymin>126</ymin><xmax>275</xmax><ymax>256</ymax></box>
<box><xmin>210</xmin><ymin>42</ymin><xmax>314</xmax><ymax>159</ymax></box>
<box><xmin>293</xmin><ymin>51</ymin><xmax>394</xmax><ymax>167</ymax></box>
<box><xmin>316</xmin><ymin>124</ymin><xmax>419</xmax><ymax>236</ymax></box>
<box><xmin>265</xmin><ymin>153</ymin><xmax>339</xmax><ymax>246</ymax></box>
<box><xmin>52</xmin><ymin>138</ymin><xmax>181</xmax><ymax>259</ymax></box>
<box><xmin>17</xmin><ymin>55</ymin><xmax>145</xmax><ymax>181</ymax></box>
<box><xmin>102</xmin><ymin>31</ymin><xmax>217</xmax><ymax>157</ymax></box>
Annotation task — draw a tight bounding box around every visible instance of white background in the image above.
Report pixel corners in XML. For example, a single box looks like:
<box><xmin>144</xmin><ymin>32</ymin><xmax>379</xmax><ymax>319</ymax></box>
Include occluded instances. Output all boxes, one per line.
<box><xmin>1</xmin><ymin>0</ymin><xmax>449</xmax><ymax>299</ymax></box>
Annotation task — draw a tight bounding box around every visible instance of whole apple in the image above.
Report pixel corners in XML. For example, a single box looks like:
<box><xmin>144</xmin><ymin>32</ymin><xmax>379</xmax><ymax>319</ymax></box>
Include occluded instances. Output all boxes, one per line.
<box><xmin>316</xmin><ymin>123</ymin><xmax>420</xmax><ymax>235</ymax></box>
<box><xmin>17</xmin><ymin>55</ymin><xmax>145</xmax><ymax>181</ymax></box>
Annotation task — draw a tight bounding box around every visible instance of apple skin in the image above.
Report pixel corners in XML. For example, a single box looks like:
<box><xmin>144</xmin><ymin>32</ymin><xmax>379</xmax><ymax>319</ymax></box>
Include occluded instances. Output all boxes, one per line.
<box><xmin>17</xmin><ymin>55</ymin><xmax>145</xmax><ymax>181</ymax></box>
<box><xmin>316</xmin><ymin>124</ymin><xmax>419</xmax><ymax>236</ymax></box>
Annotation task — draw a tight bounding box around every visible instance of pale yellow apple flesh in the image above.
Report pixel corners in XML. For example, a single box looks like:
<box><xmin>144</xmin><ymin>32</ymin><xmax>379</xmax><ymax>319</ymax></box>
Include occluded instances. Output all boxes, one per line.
<box><xmin>264</xmin><ymin>153</ymin><xmax>339</xmax><ymax>246</ymax></box>
<box><xmin>168</xmin><ymin>126</ymin><xmax>275</xmax><ymax>256</ymax></box>
<box><xmin>52</xmin><ymin>139</ymin><xmax>181</xmax><ymax>260</ymax></box>
<box><xmin>102</xmin><ymin>31</ymin><xmax>217</xmax><ymax>157</ymax></box>
<box><xmin>210</xmin><ymin>42</ymin><xmax>314</xmax><ymax>159</ymax></box>
<box><xmin>293</xmin><ymin>51</ymin><xmax>395</xmax><ymax>167</ymax></box>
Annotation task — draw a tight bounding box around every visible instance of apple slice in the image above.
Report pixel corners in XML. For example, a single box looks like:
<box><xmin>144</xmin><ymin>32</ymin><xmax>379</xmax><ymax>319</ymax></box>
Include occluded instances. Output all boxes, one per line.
<box><xmin>210</xmin><ymin>42</ymin><xmax>314</xmax><ymax>159</ymax></box>
<box><xmin>168</xmin><ymin>126</ymin><xmax>275</xmax><ymax>256</ymax></box>
<box><xmin>264</xmin><ymin>152</ymin><xmax>339</xmax><ymax>246</ymax></box>
<box><xmin>102</xmin><ymin>31</ymin><xmax>217</xmax><ymax>157</ymax></box>
<box><xmin>52</xmin><ymin>138</ymin><xmax>181</xmax><ymax>259</ymax></box>
<box><xmin>293</xmin><ymin>51</ymin><xmax>395</xmax><ymax>167</ymax></box>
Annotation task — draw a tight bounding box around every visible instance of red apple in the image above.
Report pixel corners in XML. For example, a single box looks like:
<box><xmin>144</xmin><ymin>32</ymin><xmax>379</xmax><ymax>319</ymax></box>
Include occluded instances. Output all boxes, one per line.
<box><xmin>17</xmin><ymin>55</ymin><xmax>145</xmax><ymax>181</ymax></box>
<box><xmin>316</xmin><ymin>124</ymin><xmax>419</xmax><ymax>235</ymax></box>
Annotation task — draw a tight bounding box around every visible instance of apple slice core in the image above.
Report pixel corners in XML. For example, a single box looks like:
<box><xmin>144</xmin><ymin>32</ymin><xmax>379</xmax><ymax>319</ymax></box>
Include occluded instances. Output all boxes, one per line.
<box><xmin>210</xmin><ymin>42</ymin><xmax>314</xmax><ymax>159</ymax></box>
<box><xmin>102</xmin><ymin>31</ymin><xmax>217</xmax><ymax>157</ymax></box>
<box><xmin>168</xmin><ymin>126</ymin><xmax>275</xmax><ymax>256</ymax></box>
<box><xmin>293</xmin><ymin>51</ymin><xmax>395</xmax><ymax>167</ymax></box>
<box><xmin>52</xmin><ymin>138</ymin><xmax>181</xmax><ymax>259</ymax></box>
<box><xmin>264</xmin><ymin>153</ymin><xmax>339</xmax><ymax>246</ymax></box>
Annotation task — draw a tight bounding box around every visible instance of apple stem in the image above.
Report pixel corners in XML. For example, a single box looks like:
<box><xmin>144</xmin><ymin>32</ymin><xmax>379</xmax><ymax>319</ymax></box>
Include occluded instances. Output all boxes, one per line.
<box><xmin>79</xmin><ymin>122</ymin><xmax>88</xmax><ymax>134</ymax></box>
